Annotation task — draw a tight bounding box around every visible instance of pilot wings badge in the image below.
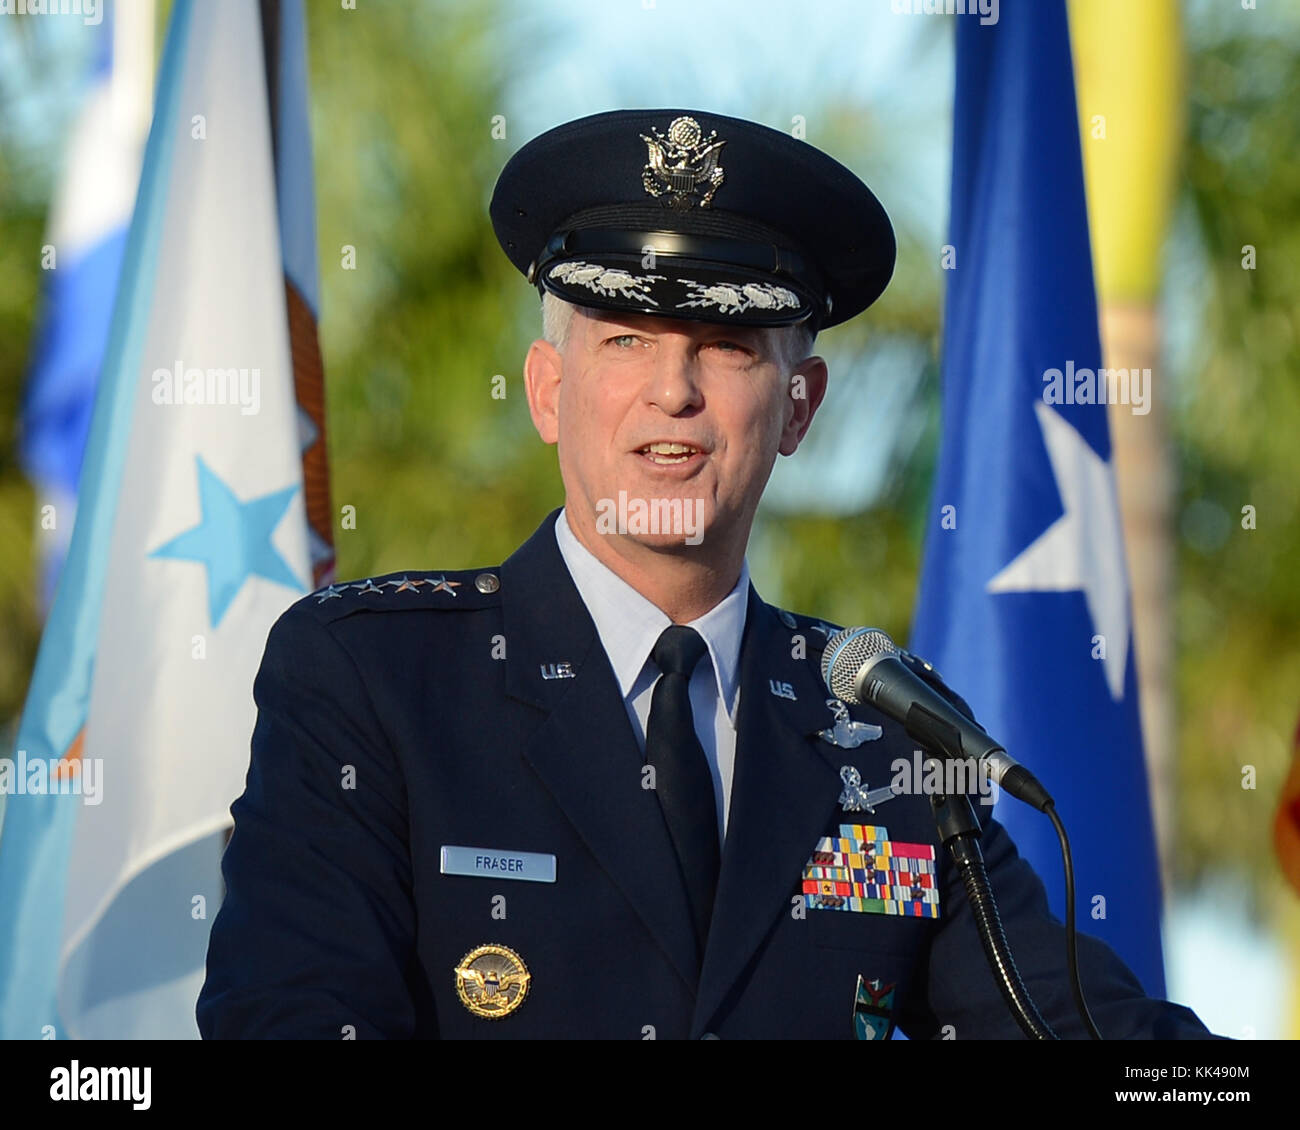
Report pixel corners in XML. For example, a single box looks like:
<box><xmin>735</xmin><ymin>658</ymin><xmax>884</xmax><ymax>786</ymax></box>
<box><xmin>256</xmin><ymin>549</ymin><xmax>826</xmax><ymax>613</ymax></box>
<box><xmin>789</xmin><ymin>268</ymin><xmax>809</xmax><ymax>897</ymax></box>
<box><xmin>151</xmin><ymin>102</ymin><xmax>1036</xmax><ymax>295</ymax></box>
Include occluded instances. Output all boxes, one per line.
<box><xmin>640</xmin><ymin>116</ymin><xmax>726</xmax><ymax>208</ymax></box>
<box><xmin>819</xmin><ymin>698</ymin><xmax>882</xmax><ymax>750</ymax></box>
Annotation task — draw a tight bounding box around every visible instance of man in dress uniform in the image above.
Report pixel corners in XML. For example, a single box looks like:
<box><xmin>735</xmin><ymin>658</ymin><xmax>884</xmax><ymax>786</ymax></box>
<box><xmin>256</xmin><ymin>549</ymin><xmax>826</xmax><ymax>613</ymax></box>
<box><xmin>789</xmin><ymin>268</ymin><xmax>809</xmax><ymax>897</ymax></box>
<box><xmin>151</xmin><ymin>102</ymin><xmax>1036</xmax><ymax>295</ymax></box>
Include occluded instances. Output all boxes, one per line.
<box><xmin>197</xmin><ymin>109</ymin><xmax>1215</xmax><ymax>1040</ymax></box>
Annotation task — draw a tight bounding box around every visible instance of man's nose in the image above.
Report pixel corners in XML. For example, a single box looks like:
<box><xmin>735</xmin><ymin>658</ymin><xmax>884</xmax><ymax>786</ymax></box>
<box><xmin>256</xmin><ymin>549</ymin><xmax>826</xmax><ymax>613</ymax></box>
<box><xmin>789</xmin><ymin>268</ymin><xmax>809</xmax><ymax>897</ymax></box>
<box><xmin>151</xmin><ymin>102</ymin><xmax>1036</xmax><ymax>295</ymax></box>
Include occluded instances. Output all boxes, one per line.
<box><xmin>645</xmin><ymin>343</ymin><xmax>704</xmax><ymax>414</ymax></box>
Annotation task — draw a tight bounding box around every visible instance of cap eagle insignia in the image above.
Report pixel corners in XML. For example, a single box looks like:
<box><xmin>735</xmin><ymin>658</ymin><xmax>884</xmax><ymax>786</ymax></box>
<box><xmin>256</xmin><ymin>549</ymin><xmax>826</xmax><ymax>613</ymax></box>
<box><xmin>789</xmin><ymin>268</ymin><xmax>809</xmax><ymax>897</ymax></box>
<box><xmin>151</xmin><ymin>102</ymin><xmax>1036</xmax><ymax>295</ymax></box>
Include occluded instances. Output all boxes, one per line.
<box><xmin>640</xmin><ymin>116</ymin><xmax>726</xmax><ymax>208</ymax></box>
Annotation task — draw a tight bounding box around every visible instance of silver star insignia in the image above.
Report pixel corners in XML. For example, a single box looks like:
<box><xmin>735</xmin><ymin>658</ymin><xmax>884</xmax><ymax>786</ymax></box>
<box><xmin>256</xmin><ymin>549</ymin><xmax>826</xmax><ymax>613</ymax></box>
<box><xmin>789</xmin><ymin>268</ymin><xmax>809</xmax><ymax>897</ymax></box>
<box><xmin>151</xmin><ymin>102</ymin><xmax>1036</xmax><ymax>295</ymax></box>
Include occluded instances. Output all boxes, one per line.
<box><xmin>426</xmin><ymin>575</ymin><xmax>461</xmax><ymax>596</ymax></box>
<box><xmin>384</xmin><ymin>576</ymin><xmax>424</xmax><ymax>593</ymax></box>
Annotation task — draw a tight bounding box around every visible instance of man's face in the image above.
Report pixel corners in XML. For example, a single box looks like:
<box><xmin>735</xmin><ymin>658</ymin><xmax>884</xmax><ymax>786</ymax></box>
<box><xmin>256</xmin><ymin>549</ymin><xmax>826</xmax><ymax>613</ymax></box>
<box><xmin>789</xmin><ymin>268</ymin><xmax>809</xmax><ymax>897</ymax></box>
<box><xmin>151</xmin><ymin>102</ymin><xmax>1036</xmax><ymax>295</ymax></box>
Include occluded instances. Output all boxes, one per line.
<box><xmin>524</xmin><ymin>305</ymin><xmax>827</xmax><ymax>566</ymax></box>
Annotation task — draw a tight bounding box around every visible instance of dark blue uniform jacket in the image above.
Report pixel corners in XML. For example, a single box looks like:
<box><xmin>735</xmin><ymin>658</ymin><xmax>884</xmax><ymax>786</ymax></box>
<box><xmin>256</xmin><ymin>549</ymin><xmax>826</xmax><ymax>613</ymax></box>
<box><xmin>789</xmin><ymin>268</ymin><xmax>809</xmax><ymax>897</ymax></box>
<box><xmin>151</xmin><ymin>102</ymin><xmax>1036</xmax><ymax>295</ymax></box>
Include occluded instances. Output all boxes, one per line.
<box><xmin>197</xmin><ymin>510</ymin><xmax>1215</xmax><ymax>1040</ymax></box>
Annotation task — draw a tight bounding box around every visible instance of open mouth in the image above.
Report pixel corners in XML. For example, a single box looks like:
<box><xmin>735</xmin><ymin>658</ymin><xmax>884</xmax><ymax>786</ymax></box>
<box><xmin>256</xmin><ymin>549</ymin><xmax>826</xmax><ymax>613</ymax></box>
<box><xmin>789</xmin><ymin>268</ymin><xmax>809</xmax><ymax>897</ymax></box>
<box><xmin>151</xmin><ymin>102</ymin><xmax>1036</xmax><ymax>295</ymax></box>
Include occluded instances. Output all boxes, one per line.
<box><xmin>636</xmin><ymin>442</ymin><xmax>705</xmax><ymax>466</ymax></box>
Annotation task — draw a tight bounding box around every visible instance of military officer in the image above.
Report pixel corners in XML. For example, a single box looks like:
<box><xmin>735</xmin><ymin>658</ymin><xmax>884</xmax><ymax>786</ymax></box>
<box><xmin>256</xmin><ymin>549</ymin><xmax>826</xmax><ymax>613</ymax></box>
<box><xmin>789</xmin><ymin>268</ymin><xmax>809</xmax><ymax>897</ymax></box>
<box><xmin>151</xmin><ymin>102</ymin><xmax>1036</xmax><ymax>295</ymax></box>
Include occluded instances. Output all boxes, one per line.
<box><xmin>197</xmin><ymin>109</ymin><xmax>1215</xmax><ymax>1040</ymax></box>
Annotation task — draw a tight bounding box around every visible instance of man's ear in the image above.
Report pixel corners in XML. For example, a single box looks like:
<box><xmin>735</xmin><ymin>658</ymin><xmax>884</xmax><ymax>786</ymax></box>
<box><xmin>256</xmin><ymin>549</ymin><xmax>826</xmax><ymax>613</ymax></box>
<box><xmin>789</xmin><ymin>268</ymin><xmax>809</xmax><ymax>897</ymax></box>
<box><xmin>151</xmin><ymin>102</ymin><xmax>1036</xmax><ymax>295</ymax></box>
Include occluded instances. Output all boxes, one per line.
<box><xmin>779</xmin><ymin>356</ymin><xmax>829</xmax><ymax>456</ymax></box>
<box><xmin>524</xmin><ymin>338</ymin><xmax>563</xmax><ymax>445</ymax></box>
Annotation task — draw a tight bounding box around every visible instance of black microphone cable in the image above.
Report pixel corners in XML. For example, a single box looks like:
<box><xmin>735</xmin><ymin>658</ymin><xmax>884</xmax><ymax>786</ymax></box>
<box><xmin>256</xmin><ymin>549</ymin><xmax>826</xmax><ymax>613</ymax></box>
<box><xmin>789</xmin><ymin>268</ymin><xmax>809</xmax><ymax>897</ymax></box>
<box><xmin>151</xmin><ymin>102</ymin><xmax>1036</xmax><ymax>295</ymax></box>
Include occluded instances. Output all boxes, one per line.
<box><xmin>1044</xmin><ymin>800</ymin><xmax>1103</xmax><ymax>1040</ymax></box>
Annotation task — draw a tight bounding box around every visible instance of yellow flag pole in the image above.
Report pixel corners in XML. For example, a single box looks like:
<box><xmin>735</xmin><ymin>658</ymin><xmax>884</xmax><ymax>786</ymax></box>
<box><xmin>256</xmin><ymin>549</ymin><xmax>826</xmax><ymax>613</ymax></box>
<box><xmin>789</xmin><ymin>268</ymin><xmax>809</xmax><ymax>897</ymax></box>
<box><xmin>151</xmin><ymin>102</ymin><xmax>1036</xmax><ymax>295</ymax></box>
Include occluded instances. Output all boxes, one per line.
<box><xmin>1068</xmin><ymin>0</ymin><xmax>1181</xmax><ymax>899</ymax></box>
<box><xmin>1070</xmin><ymin>0</ymin><xmax>1299</xmax><ymax>1038</ymax></box>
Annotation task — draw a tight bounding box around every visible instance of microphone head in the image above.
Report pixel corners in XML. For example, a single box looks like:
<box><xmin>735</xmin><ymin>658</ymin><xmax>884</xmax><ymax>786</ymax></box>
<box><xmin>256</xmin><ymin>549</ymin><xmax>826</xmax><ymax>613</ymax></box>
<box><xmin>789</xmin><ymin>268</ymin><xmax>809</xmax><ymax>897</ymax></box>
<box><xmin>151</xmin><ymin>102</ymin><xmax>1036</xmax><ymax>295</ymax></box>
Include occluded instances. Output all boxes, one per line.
<box><xmin>821</xmin><ymin>627</ymin><xmax>899</xmax><ymax>703</ymax></box>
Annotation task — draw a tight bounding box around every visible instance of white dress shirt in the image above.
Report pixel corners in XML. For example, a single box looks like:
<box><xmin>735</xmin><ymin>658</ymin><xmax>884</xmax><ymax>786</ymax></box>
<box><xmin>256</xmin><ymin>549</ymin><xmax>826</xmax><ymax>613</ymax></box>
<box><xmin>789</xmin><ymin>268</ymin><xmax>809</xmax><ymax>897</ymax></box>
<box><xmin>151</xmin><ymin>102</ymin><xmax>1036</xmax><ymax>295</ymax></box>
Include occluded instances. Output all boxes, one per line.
<box><xmin>553</xmin><ymin>508</ymin><xmax>749</xmax><ymax>842</ymax></box>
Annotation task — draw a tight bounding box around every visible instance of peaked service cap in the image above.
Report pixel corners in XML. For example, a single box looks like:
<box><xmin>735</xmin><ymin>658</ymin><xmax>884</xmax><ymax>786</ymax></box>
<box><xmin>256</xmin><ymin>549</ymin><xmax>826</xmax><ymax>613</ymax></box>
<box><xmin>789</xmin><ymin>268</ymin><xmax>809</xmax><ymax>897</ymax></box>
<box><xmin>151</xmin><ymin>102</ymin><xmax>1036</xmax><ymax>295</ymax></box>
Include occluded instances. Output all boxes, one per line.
<box><xmin>489</xmin><ymin>108</ymin><xmax>895</xmax><ymax>331</ymax></box>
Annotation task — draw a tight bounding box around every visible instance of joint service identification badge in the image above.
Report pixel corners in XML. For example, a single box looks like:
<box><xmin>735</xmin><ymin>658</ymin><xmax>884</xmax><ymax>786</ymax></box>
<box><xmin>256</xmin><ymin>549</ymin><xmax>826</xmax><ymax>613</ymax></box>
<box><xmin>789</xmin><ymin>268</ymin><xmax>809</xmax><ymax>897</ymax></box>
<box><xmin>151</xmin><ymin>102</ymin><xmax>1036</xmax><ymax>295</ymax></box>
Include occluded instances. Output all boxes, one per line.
<box><xmin>454</xmin><ymin>944</ymin><xmax>531</xmax><ymax>1019</ymax></box>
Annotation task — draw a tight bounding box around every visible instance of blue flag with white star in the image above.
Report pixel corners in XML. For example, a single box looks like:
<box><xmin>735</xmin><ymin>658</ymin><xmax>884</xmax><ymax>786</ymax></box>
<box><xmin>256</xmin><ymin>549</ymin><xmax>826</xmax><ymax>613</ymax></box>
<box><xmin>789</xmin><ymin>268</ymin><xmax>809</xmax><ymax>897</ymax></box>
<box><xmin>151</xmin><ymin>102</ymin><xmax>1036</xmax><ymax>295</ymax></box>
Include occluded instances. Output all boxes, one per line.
<box><xmin>910</xmin><ymin>2</ymin><xmax>1166</xmax><ymax>996</ymax></box>
<box><xmin>0</xmin><ymin>0</ymin><xmax>324</xmax><ymax>1038</ymax></box>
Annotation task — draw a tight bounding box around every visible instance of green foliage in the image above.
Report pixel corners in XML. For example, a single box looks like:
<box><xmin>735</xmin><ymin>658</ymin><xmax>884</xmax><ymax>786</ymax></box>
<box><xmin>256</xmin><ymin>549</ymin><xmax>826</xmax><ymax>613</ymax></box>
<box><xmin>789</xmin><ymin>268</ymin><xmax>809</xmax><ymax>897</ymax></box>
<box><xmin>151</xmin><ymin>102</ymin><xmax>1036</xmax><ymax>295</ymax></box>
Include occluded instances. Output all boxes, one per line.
<box><xmin>0</xmin><ymin>70</ymin><xmax>46</xmax><ymax>729</ymax></box>
<box><xmin>1175</xmin><ymin>29</ymin><xmax>1300</xmax><ymax>899</ymax></box>
<box><xmin>308</xmin><ymin>0</ymin><xmax>562</xmax><ymax>578</ymax></box>
<box><xmin>752</xmin><ymin>506</ymin><xmax>926</xmax><ymax>644</ymax></box>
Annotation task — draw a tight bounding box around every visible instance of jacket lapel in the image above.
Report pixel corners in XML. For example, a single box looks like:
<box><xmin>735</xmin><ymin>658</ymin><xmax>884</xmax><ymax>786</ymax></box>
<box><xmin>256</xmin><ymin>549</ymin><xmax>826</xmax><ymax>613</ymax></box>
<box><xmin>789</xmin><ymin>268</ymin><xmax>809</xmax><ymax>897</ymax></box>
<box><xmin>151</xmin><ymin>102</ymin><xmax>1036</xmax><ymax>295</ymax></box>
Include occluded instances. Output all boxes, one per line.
<box><xmin>499</xmin><ymin>511</ymin><xmax>701</xmax><ymax>993</ymax></box>
<box><xmin>691</xmin><ymin>589</ymin><xmax>847</xmax><ymax>1035</ymax></box>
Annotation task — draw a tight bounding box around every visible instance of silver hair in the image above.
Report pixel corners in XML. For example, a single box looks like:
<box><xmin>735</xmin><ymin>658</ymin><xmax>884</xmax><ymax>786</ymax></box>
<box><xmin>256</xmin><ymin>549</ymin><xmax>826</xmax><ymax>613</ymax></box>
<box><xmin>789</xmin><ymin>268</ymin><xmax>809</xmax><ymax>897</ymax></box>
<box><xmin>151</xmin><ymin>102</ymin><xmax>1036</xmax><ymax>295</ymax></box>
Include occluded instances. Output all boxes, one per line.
<box><xmin>541</xmin><ymin>290</ymin><xmax>578</xmax><ymax>350</ymax></box>
<box><xmin>540</xmin><ymin>291</ymin><xmax>815</xmax><ymax>367</ymax></box>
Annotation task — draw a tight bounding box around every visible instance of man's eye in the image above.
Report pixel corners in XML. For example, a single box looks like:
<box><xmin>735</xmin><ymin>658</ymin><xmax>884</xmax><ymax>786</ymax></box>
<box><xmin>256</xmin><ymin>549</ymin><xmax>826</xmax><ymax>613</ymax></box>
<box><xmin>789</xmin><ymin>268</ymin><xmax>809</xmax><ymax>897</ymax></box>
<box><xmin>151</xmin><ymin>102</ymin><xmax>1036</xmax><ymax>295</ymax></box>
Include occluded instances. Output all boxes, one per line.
<box><xmin>607</xmin><ymin>334</ymin><xmax>640</xmax><ymax>348</ymax></box>
<box><xmin>711</xmin><ymin>340</ymin><xmax>746</xmax><ymax>353</ymax></box>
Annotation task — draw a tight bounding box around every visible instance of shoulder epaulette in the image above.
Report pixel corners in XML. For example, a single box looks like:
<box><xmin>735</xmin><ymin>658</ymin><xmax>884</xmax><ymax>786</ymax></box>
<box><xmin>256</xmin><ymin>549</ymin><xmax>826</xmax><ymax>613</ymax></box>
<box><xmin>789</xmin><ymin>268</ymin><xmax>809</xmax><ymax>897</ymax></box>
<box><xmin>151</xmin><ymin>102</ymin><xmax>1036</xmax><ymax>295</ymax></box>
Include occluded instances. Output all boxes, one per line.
<box><xmin>772</xmin><ymin>605</ymin><xmax>842</xmax><ymax>646</ymax></box>
<box><xmin>297</xmin><ymin>567</ymin><xmax>504</xmax><ymax>622</ymax></box>
<box><xmin>772</xmin><ymin>604</ymin><xmax>976</xmax><ymax>721</ymax></box>
<box><xmin>898</xmin><ymin>648</ymin><xmax>944</xmax><ymax>685</ymax></box>
<box><xmin>897</xmin><ymin>649</ymin><xmax>978</xmax><ymax>722</ymax></box>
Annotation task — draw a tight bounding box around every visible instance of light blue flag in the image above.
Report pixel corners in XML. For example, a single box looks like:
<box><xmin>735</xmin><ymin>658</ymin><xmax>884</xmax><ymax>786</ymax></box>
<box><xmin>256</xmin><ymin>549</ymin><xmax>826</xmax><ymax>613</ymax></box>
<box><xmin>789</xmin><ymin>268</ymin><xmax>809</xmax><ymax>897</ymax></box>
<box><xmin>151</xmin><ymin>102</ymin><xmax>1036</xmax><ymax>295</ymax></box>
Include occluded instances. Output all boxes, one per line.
<box><xmin>0</xmin><ymin>0</ymin><xmax>320</xmax><ymax>1038</ymax></box>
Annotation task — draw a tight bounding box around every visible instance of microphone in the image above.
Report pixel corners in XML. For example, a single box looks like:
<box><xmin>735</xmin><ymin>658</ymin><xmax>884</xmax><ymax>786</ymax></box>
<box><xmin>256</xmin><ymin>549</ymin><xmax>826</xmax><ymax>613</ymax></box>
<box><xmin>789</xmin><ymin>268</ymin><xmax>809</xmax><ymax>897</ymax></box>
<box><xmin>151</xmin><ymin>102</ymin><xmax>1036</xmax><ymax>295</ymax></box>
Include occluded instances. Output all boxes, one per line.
<box><xmin>821</xmin><ymin>627</ymin><xmax>1053</xmax><ymax>812</ymax></box>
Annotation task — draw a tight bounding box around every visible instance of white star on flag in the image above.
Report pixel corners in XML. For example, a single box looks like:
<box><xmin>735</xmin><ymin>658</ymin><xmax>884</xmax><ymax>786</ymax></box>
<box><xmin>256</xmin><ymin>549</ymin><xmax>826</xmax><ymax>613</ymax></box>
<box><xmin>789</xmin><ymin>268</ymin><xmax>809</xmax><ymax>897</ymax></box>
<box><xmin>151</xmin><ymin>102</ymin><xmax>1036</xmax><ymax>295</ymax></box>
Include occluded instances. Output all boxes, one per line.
<box><xmin>986</xmin><ymin>401</ymin><xmax>1131</xmax><ymax>700</ymax></box>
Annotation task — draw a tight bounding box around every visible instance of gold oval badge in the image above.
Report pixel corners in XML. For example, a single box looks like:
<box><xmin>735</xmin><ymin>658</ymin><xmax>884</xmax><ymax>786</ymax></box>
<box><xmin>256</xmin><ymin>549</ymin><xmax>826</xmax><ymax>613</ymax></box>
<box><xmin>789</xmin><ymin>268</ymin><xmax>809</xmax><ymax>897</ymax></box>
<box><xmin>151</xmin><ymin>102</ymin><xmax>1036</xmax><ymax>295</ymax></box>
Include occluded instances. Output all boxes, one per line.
<box><xmin>454</xmin><ymin>944</ymin><xmax>530</xmax><ymax>1019</ymax></box>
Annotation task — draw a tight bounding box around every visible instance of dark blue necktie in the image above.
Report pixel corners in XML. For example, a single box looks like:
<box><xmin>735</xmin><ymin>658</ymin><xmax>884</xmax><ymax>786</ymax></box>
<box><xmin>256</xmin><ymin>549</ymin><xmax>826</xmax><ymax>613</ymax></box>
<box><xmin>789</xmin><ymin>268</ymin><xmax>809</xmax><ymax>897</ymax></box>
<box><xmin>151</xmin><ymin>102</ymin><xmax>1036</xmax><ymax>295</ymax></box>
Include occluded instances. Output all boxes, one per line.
<box><xmin>645</xmin><ymin>625</ymin><xmax>721</xmax><ymax>958</ymax></box>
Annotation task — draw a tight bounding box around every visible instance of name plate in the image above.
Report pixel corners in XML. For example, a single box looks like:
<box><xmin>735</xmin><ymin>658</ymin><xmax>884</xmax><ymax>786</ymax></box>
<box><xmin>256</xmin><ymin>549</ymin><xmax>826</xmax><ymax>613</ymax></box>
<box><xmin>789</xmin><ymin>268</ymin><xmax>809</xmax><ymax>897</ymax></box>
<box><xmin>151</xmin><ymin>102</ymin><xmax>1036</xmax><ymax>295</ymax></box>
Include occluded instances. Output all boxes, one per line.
<box><xmin>440</xmin><ymin>845</ymin><xmax>557</xmax><ymax>883</ymax></box>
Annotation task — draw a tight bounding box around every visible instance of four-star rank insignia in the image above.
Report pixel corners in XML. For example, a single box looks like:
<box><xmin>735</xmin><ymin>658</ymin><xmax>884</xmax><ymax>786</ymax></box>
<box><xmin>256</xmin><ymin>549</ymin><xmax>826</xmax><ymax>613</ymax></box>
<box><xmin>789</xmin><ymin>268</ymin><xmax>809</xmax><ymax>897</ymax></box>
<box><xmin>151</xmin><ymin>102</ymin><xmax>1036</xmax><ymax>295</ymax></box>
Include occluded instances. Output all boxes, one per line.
<box><xmin>314</xmin><ymin>574</ymin><xmax>465</xmax><ymax>603</ymax></box>
<box><xmin>640</xmin><ymin>116</ymin><xmax>726</xmax><ymax>209</ymax></box>
<box><xmin>454</xmin><ymin>943</ymin><xmax>531</xmax><ymax>1019</ymax></box>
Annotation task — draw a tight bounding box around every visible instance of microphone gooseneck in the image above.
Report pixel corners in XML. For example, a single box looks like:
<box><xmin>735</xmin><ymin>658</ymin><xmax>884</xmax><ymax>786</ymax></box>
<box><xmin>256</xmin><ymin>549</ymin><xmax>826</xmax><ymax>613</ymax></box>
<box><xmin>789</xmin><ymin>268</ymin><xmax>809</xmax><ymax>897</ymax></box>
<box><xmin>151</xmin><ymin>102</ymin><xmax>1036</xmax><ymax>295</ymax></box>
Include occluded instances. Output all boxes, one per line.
<box><xmin>819</xmin><ymin>625</ymin><xmax>1101</xmax><ymax>1040</ymax></box>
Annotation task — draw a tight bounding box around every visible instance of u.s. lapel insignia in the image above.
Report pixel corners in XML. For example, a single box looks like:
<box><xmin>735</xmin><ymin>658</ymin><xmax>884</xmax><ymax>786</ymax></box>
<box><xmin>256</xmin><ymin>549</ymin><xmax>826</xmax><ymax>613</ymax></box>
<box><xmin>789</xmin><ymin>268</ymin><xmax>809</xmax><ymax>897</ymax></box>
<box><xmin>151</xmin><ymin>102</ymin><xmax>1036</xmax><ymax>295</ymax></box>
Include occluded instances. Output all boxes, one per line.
<box><xmin>818</xmin><ymin>698</ymin><xmax>881</xmax><ymax>749</ymax></box>
<box><xmin>853</xmin><ymin>974</ymin><xmax>897</xmax><ymax>1041</ymax></box>
<box><xmin>540</xmin><ymin>661</ymin><xmax>575</xmax><ymax>681</ymax></box>
<box><xmin>837</xmin><ymin>765</ymin><xmax>899</xmax><ymax>814</ymax></box>
<box><xmin>769</xmin><ymin>679</ymin><xmax>797</xmax><ymax>701</ymax></box>
<box><xmin>454</xmin><ymin>943</ymin><xmax>530</xmax><ymax>1019</ymax></box>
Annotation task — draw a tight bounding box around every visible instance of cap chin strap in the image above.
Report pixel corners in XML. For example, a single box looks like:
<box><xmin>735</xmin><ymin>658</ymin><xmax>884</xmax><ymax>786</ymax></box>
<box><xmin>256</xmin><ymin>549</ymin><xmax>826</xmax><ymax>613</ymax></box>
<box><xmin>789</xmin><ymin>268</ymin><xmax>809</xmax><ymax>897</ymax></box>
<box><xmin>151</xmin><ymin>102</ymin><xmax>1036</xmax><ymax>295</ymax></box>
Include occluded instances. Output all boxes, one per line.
<box><xmin>530</xmin><ymin>226</ymin><xmax>817</xmax><ymax>289</ymax></box>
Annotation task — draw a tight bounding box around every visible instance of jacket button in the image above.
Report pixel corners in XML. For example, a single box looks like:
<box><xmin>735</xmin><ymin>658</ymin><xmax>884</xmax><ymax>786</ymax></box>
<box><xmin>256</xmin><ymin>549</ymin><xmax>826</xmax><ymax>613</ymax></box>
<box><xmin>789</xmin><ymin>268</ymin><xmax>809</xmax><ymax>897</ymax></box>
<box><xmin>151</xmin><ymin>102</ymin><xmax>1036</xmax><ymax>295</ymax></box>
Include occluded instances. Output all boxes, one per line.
<box><xmin>475</xmin><ymin>572</ymin><xmax>500</xmax><ymax>594</ymax></box>
<box><xmin>700</xmin><ymin>1032</ymin><xmax>720</xmax><ymax>1040</ymax></box>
